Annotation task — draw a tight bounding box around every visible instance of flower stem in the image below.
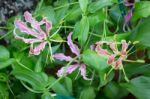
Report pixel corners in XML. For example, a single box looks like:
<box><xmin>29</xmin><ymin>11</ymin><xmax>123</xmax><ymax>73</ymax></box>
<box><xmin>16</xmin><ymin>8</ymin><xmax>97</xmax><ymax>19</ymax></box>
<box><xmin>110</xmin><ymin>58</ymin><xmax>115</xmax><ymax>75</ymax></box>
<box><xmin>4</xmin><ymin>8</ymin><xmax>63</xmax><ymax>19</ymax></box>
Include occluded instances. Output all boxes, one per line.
<box><xmin>122</xmin><ymin>66</ymin><xmax>129</xmax><ymax>82</ymax></box>
<box><xmin>54</xmin><ymin>2</ymin><xmax>79</xmax><ymax>10</ymax></box>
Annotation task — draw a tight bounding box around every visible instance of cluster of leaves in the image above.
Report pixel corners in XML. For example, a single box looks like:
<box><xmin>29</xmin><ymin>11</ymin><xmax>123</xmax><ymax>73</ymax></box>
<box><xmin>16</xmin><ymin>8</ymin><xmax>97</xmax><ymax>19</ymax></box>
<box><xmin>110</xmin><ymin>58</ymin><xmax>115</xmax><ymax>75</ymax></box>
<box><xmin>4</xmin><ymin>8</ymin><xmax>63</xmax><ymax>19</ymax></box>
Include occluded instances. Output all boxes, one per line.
<box><xmin>1</xmin><ymin>0</ymin><xmax>150</xmax><ymax>99</ymax></box>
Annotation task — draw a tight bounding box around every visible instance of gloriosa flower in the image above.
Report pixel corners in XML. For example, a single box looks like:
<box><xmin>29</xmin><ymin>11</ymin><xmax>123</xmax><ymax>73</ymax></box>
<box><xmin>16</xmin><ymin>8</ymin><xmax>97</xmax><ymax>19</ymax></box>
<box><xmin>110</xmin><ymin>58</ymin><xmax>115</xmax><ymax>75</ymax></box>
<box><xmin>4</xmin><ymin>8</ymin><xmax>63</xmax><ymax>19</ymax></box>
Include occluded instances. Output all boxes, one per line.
<box><xmin>53</xmin><ymin>32</ymin><xmax>91</xmax><ymax>80</ymax></box>
<box><xmin>14</xmin><ymin>11</ymin><xmax>52</xmax><ymax>55</ymax></box>
<box><xmin>124</xmin><ymin>0</ymin><xmax>134</xmax><ymax>25</ymax></box>
<box><xmin>95</xmin><ymin>40</ymin><xmax>129</xmax><ymax>70</ymax></box>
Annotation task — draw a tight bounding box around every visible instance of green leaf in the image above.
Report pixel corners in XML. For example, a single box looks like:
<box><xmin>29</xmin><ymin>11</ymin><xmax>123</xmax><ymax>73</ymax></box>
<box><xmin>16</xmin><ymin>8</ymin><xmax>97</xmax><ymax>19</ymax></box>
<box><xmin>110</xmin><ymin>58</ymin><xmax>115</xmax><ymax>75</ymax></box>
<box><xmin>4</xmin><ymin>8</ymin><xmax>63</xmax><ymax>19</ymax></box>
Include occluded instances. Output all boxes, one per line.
<box><xmin>73</xmin><ymin>22</ymin><xmax>80</xmax><ymax>40</ymax></box>
<box><xmin>66</xmin><ymin>5</ymin><xmax>82</xmax><ymax>22</ymax></box>
<box><xmin>79</xmin><ymin>0</ymin><xmax>88</xmax><ymax>13</ymax></box>
<box><xmin>121</xmin><ymin>76</ymin><xmax>150</xmax><ymax>99</ymax></box>
<box><xmin>34</xmin><ymin>56</ymin><xmax>42</xmax><ymax>72</ymax></box>
<box><xmin>132</xmin><ymin>1</ymin><xmax>150</xmax><ymax>21</ymax></box>
<box><xmin>36</xmin><ymin>6</ymin><xmax>57</xmax><ymax>25</ymax></box>
<box><xmin>50</xmin><ymin>34</ymin><xmax>64</xmax><ymax>42</ymax></box>
<box><xmin>79</xmin><ymin>87</ymin><xmax>96</xmax><ymax>99</ymax></box>
<box><xmin>48</xmin><ymin>77</ymin><xmax>70</xmax><ymax>96</ymax></box>
<box><xmin>82</xmin><ymin>50</ymin><xmax>109</xmax><ymax>72</ymax></box>
<box><xmin>12</xmin><ymin>69</ymin><xmax>49</xmax><ymax>91</ymax></box>
<box><xmin>0</xmin><ymin>46</ymin><xmax>10</xmax><ymax>61</ymax></box>
<box><xmin>133</xmin><ymin>17</ymin><xmax>150</xmax><ymax>47</ymax></box>
<box><xmin>106</xmin><ymin>32</ymin><xmax>130</xmax><ymax>42</ymax></box>
<box><xmin>0</xmin><ymin>59</ymin><xmax>14</xmax><ymax>69</ymax></box>
<box><xmin>64</xmin><ymin>77</ymin><xmax>72</xmax><ymax>95</ymax></box>
<box><xmin>88</xmin><ymin>10</ymin><xmax>106</xmax><ymax>27</ymax></box>
<box><xmin>78</xmin><ymin>16</ymin><xmax>89</xmax><ymax>47</ymax></box>
<box><xmin>82</xmin><ymin>50</ymin><xmax>109</xmax><ymax>86</ymax></box>
<box><xmin>42</xmin><ymin>92</ymin><xmax>54</xmax><ymax>99</ymax></box>
<box><xmin>88</xmin><ymin>0</ymin><xmax>113</xmax><ymax>13</ymax></box>
<box><xmin>103</xmin><ymin>82</ymin><xmax>128</xmax><ymax>99</ymax></box>
<box><xmin>0</xmin><ymin>83</ymin><xmax>9</xmax><ymax>99</ymax></box>
<box><xmin>0</xmin><ymin>73</ymin><xmax>8</xmax><ymax>82</ymax></box>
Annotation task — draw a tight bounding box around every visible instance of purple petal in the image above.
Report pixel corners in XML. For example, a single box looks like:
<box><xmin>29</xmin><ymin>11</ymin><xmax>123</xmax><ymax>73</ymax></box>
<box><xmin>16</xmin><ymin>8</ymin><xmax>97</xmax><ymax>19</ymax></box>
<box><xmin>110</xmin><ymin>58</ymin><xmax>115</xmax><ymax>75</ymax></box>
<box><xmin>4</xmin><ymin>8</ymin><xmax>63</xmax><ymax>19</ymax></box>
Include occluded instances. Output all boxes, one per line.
<box><xmin>29</xmin><ymin>42</ymin><xmax>47</xmax><ymax>55</ymax></box>
<box><xmin>79</xmin><ymin>64</ymin><xmax>92</xmax><ymax>80</ymax></box>
<box><xmin>14</xmin><ymin>20</ymin><xmax>40</xmax><ymax>38</ymax></box>
<box><xmin>67</xmin><ymin>32</ymin><xmax>80</xmax><ymax>56</ymax></box>
<box><xmin>24</xmin><ymin>11</ymin><xmax>47</xmax><ymax>38</ymax></box>
<box><xmin>121</xmin><ymin>40</ymin><xmax>128</xmax><ymax>56</ymax></box>
<box><xmin>107</xmin><ymin>54</ymin><xmax>115</xmax><ymax>64</ymax></box>
<box><xmin>53</xmin><ymin>53</ymin><xmax>73</xmax><ymax>61</ymax></box>
<box><xmin>13</xmin><ymin>28</ymin><xmax>43</xmax><ymax>43</ymax></box>
<box><xmin>42</xmin><ymin>18</ymin><xmax>52</xmax><ymax>35</ymax></box>
<box><xmin>124</xmin><ymin>9</ymin><xmax>133</xmax><ymax>24</ymax></box>
<box><xmin>114</xmin><ymin>57</ymin><xmax>123</xmax><ymax>69</ymax></box>
<box><xmin>57</xmin><ymin>64</ymin><xmax>79</xmax><ymax>77</ymax></box>
<box><xmin>109</xmin><ymin>42</ymin><xmax>118</xmax><ymax>54</ymax></box>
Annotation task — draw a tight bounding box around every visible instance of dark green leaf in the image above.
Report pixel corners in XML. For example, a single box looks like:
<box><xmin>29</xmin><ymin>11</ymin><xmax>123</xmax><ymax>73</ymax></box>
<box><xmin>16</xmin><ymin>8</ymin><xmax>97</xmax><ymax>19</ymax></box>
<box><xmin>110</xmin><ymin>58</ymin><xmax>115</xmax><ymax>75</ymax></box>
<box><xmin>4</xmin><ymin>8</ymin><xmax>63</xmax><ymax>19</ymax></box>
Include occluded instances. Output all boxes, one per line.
<box><xmin>79</xmin><ymin>87</ymin><xmax>96</xmax><ymax>99</ymax></box>
<box><xmin>12</xmin><ymin>69</ymin><xmax>49</xmax><ymax>91</ymax></box>
<box><xmin>0</xmin><ymin>59</ymin><xmax>14</xmax><ymax>69</ymax></box>
<box><xmin>121</xmin><ymin>76</ymin><xmax>150</xmax><ymax>99</ymax></box>
<box><xmin>48</xmin><ymin>77</ymin><xmax>70</xmax><ymax>96</ymax></box>
<box><xmin>42</xmin><ymin>92</ymin><xmax>54</xmax><ymax>99</ymax></box>
<box><xmin>133</xmin><ymin>17</ymin><xmax>150</xmax><ymax>47</ymax></box>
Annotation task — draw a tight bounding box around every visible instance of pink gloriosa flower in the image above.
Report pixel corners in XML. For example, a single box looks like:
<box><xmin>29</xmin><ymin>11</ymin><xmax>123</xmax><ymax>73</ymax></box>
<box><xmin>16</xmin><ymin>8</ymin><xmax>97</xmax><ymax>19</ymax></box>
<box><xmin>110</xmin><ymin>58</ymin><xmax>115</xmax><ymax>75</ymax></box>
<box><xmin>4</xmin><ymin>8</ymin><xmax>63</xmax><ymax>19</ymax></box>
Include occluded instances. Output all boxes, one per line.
<box><xmin>124</xmin><ymin>0</ymin><xmax>134</xmax><ymax>25</ymax></box>
<box><xmin>14</xmin><ymin>11</ymin><xmax>52</xmax><ymax>55</ymax></box>
<box><xmin>53</xmin><ymin>32</ymin><xmax>91</xmax><ymax>80</ymax></box>
<box><xmin>95</xmin><ymin>40</ymin><xmax>129</xmax><ymax>69</ymax></box>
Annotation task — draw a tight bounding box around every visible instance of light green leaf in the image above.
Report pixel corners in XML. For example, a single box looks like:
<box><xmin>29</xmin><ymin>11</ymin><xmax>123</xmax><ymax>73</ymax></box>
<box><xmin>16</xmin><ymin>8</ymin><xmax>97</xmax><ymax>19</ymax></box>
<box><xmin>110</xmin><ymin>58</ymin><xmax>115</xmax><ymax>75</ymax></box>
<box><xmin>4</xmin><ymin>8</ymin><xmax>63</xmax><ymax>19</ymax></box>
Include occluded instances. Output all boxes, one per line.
<box><xmin>78</xmin><ymin>16</ymin><xmax>89</xmax><ymax>47</ymax></box>
<box><xmin>88</xmin><ymin>0</ymin><xmax>113</xmax><ymax>13</ymax></box>
<box><xmin>133</xmin><ymin>1</ymin><xmax>150</xmax><ymax>21</ymax></box>
<box><xmin>82</xmin><ymin>50</ymin><xmax>109</xmax><ymax>86</ymax></box>
<box><xmin>79</xmin><ymin>0</ymin><xmax>88</xmax><ymax>13</ymax></box>
<box><xmin>34</xmin><ymin>56</ymin><xmax>42</xmax><ymax>72</ymax></box>
<box><xmin>0</xmin><ymin>45</ymin><xmax>10</xmax><ymax>61</ymax></box>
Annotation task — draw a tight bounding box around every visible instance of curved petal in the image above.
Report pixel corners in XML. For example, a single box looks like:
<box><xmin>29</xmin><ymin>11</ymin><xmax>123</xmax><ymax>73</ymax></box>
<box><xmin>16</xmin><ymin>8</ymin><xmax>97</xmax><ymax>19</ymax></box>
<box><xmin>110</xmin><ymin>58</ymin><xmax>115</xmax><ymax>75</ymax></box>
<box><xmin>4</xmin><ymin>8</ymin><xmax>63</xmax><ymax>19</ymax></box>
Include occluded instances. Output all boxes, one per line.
<box><xmin>24</xmin><ymin>11</ymin><xmax>46</xmax><ymax>38</ymax></box>
<box><xmin>57</xmin><ymin>64</ymin><xmax>79</xmax><ymax>77</ymax></box>
<box><xmin>114</xmin><ymin>57</ymin><xmax>123</xmax><ymax>69</ymax></box>
<box><xmin>42</xmin><ymin>18</ymin><xmax>52</xmax><ymax>35</ymax></box>
<box><xmin>124</xmin><ymin>9</ymin><xmax>133</xmax><ymax>24</ymax></box>
<box><xmin>95</xmin><ymin>45</ymin><xmax>110</xmax><ymax>56</ymax></box>
<box><xmin>53</xmin><ymin>53</ymin><xmax>73</xmax><ymax>61</ymax></box>
<box><xmin>109</xmin><ymin>41</ymin><xmax>118</xmax><ymax>54</ymax></box>
<box><xmin>121</xmin><ymin>40</ymin><xmax>128</xmax><ymax>56</ymax></box>
<box><xmin>29</xmin><ymin>42</ymin><xmax>47</xmax><ymax>55</ymax></box>
<box><xmin>67</xmin><ymin>32</ymin><xmax>80</xmax><ymax>56</ymax></box>
<box><xmin>13</xmin><ymin>28</ymin><xmax>43</xmax><ymax>43</ymax></box>
<box><xmin>14</xmin><ymin>20</ymin><xmax>40</xmax><ymax>38</ymax></box>
<box><xmin>79</xmin><ymin>64</ymin><xmax>92</xmax><ymax>80</ymax></box>
<box><xmin>107</xmin><ymin>54</ymin><xmax>115</xmax><ymax>64</ymax></box>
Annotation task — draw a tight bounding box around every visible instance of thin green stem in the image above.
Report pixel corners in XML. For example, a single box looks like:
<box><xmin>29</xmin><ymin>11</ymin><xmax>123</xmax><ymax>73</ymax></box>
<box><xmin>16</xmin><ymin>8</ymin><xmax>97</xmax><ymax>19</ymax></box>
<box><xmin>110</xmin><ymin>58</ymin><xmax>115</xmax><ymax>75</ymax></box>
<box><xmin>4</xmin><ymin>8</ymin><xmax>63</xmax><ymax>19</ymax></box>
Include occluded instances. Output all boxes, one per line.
<box><xmin>16</xmin><ymin>60</ymin><xmax>32</xmax><ymax>71</ymax></box>
<box><xmin>122</xmin><ymin>66</ymin><xmax>129</xmax><ymax>82</ymax></box>
<box><xmin>54</xmin><ymin>2</ymin><xmax>79</xmax><ymax>10</ymax></box>
<box><xmin>0</xmin><ymin>31</ymin><xmax>12</xmax><ymax>40</ymax></box>
<box><xmin>124</xmin><ymin>59</ymin><xmax>145</xmax><ymax>63</ymax></box>
<box><xmin>21</xmin><ymin>81</ymin><xmax>43</xmax><ymax>93</ymax></box>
